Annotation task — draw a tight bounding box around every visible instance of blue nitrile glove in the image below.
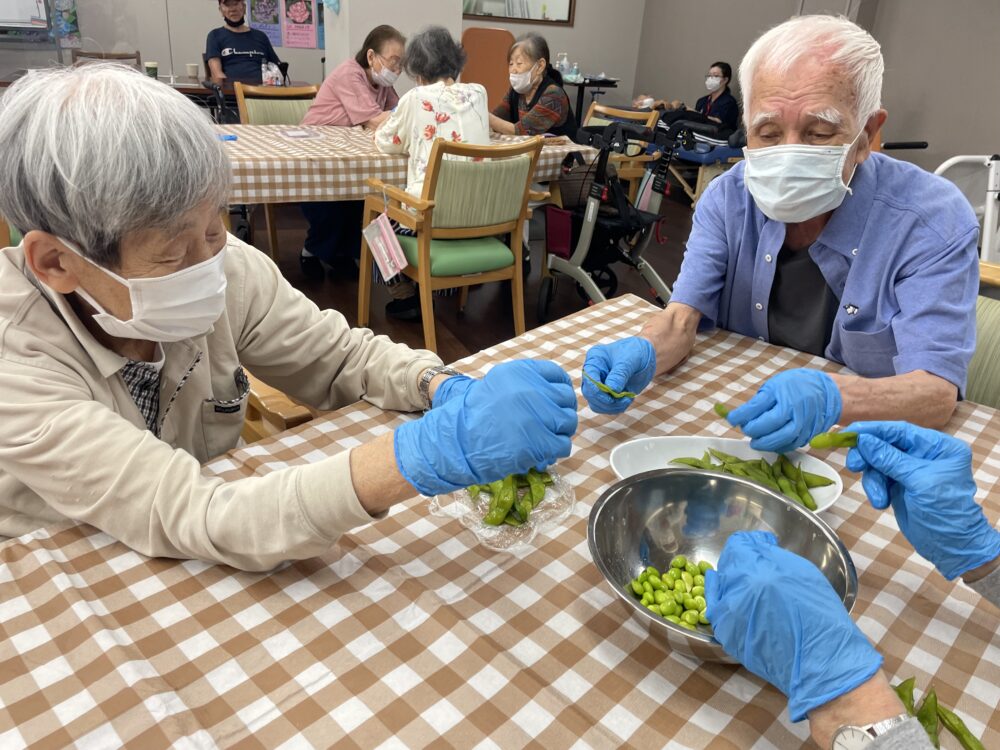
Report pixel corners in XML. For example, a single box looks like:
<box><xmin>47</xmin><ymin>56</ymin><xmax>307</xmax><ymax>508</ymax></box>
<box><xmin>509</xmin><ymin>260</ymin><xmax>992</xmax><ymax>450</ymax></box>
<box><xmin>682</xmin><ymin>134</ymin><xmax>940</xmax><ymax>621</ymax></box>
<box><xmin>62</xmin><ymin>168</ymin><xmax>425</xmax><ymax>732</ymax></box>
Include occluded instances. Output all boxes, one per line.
<box><xmin>430</xmin><ymin>374</ymin><xmax>474</xmax><ymax>407</ymax></box>
<box><xmin>581</xmin><ymin>337</ymin><xmax>657</xmax><ymax>415</ymax></box>
<box><xmin>727</xmin><ymin>369</ymin><xmax>841</xmax><ymax>453</ymax></box>
<box><xmin>394</xmin><ymin>360</ymin><xmax>578</xmax><ymax>496</ymax></box>
<box><xmin>705</xmin><ymin>531</ymin><xmax>883</xmax><ymax>722</ymax></box>
<box><xmin>844</xmin><ymin>421</ymin><xmax>1000</xmax><ymax>580</ymax></box>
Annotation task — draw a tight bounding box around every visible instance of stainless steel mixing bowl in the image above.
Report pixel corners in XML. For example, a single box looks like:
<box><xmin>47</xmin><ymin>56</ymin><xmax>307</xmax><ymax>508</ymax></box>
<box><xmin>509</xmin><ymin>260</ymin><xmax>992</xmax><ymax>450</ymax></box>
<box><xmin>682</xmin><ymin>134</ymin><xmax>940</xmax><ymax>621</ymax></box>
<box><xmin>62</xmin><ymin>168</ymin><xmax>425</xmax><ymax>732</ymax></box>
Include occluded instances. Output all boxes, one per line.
<box><xmin>587</xmin><ymin>468</ymin><xmax>858</xmax><ymax>662</ymax></box>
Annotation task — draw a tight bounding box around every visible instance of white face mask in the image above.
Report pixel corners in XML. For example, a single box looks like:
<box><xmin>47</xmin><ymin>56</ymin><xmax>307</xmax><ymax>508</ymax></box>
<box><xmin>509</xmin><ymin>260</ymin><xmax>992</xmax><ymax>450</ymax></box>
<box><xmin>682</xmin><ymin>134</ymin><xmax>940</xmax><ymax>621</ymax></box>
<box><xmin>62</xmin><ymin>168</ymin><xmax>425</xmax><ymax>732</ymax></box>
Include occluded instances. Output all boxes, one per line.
<box><xmin>370</xmin><ymin>54</ymin><xmax>398</xmax><ymax>87</ymax></box>
<box><xmin>510</xmin><ymin>66</ymin><xmax>537</xmax><ymax>94</ymax></box>
<box><xmin>743</xmin><ymin>130</ymin><xmax>864</xmax><ymax>223</ymax></box>
<box><xmin>705</xmin><ymin>76</ymin><xmax>723</xmax><ymax>92</ymax></box>
<box><xmin>61</xmin><ymin>239</ymin><xmax>228</xmax><ymax>342</ymax></box>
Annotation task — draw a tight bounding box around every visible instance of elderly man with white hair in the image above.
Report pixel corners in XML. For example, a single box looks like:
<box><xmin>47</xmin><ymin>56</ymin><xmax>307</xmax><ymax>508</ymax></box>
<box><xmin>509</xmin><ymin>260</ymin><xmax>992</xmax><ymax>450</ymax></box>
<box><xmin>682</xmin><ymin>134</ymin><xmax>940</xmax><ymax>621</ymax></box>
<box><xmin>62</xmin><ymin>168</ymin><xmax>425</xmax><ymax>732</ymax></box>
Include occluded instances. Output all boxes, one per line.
<box><xmin>581</xmin><ymin>15</ymin><xmax>979</xmax><ymax>454</ymax></box>
<box><xmin>0</xmin><ymin>64</ymin><xmax>578</xmax><ymax>571</ymax></box>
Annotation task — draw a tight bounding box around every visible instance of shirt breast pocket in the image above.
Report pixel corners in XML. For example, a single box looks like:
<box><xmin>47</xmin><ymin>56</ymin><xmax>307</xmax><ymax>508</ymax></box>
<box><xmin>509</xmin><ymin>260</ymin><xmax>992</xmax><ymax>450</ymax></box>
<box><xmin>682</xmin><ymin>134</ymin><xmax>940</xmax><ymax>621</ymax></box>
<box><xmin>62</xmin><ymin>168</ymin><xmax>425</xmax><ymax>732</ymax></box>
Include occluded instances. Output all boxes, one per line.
<box><xmin>836</xmin><ymin>321</ymin><xmax>898</xmax><ymax>378</ymax></box>
<box><xmin>202</xmin><ymin>366</ymin><xmax>250</xmax><ymax>458</ymax></box>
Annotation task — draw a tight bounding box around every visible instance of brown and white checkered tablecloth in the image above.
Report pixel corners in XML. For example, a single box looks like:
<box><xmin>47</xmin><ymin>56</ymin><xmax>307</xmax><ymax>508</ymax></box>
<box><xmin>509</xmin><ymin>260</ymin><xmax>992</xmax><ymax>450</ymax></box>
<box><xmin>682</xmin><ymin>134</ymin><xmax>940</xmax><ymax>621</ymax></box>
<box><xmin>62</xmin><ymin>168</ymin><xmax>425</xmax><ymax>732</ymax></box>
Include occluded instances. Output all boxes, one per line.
<box><xmin>1</xmin><ymin>294</ymin><xmax>998</xmax><ymax>749</ymax></box>
<box><xmin>215</xmin><ymin>124</ymin><xmax>592</xmax><ymax>204</ymax></box>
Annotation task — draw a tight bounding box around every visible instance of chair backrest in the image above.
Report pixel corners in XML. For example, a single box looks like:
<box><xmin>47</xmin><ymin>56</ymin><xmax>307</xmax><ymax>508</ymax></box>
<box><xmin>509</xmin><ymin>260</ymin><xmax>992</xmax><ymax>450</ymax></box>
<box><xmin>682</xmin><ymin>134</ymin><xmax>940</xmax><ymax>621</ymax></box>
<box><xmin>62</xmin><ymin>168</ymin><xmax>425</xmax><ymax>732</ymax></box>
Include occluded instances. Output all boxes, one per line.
<box><xmin>0</xmin><ymin>216</ymin><xmax>21</xmax><ymax>246</ymax></box>
<box><xmin>980</xmin><ymin>260</ymin><xmax>1000</xmax><ymax>288</ymax></box>
<box><xmin>422</xmin><ymin>138</ymin><xmax>543</xmax><ymax>232</ymax></box>
<box><xmin>460</xmin><ymin>27</ymin><xmax>516</xmax><ymax>111</ymax></box>
<box><xmin>234</xmin><ymin>82</ymin><xmax>320</xmax><ymax>125</ymax></box>
<box><xmin>72</xmin><ymin>49</ymin><xmax>142</xmax><ymax>69</ymax></box>
<box><xmin>967</xmin><ymin>295</ymin><xmax>1000</xmax><ymax>409</ymax></box>
<box><xmin>584</xmin><ymin>103</ymin><xmax>659</xmax><ymax>156</ymax></box>
<box><xmin>584</xmin><ymin>103</ymin><xmax>660</xmax><ymax>130</ymax></box>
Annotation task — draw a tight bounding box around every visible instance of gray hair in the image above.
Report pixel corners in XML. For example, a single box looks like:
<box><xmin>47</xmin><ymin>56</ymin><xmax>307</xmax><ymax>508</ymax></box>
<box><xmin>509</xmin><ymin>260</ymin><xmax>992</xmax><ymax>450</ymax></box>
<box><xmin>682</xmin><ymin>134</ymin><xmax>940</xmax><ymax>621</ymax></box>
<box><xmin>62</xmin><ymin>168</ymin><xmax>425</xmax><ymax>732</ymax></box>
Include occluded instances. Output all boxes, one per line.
<box><xmin>0</xmin><ymin>63</ymin><xmax>229</xmax><ymax>268</ymax></box>
<box><xmin>403</xmin><ymin>26</ymin><xmax>467</xmax><ymax>82</ymax></box>
<box><xmin>739</xmin><ymin>15</ymin><xmax>883</xmax><ymax>129</ymax></box>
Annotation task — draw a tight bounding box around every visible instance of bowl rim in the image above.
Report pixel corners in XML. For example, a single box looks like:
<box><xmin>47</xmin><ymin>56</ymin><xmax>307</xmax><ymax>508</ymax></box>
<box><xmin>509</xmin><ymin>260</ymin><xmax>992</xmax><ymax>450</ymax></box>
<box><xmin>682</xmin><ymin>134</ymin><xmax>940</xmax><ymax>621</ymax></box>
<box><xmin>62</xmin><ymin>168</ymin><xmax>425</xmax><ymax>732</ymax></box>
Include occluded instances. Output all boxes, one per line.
<box><xmin>587</xmin><ymin>467</ymin><xmax>859</xmax><ymax>646</ymax></box>
<box><xmin>607</xmin><ymin>435</ymin><xmax>843</xmax><ymax>513</ymax></box>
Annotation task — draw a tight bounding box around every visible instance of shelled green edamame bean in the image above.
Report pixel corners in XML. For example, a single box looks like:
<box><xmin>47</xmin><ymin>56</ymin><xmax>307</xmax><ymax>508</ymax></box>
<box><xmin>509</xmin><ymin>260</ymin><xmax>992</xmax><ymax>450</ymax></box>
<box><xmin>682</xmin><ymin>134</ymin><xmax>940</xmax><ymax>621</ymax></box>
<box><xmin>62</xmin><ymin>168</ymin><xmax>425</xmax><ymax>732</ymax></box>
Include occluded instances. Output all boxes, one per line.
<box><xmin>469</xmin><ymin>469</ymin><xmax>554</xmax><ymax>527</ymax></box>
<box><xmin>627</xmin><ymin>556</ymin><xmax>714</xmax><ymax>632</ymax></box>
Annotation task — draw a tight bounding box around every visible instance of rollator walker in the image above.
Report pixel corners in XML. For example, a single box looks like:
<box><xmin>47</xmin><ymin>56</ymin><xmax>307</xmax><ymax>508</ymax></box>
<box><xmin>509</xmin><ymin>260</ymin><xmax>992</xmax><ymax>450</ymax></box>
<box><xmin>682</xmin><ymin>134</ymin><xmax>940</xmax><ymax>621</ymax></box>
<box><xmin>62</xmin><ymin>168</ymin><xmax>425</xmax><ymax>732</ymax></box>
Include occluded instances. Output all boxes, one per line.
<box><xmin>537</xmin><ymin>120</ymin><xmax>698</xmax><ymax>322</ymax></box>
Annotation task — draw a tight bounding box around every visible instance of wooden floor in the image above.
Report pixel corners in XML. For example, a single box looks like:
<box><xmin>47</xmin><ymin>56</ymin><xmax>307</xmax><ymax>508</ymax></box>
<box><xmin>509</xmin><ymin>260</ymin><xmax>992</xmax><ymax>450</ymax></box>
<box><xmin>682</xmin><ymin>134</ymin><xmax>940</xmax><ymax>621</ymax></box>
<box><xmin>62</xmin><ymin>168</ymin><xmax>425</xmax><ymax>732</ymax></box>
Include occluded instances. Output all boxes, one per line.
<box><xmin>252</xmin><ymin>196</ymin><xmax>694</xmax><ymax>364</ymax></box>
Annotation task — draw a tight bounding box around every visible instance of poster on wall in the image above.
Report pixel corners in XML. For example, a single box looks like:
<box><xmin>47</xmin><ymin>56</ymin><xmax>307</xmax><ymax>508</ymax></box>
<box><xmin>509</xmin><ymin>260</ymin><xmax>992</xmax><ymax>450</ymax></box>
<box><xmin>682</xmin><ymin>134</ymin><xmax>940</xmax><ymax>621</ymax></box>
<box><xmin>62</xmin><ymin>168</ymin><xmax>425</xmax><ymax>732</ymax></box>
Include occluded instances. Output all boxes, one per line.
<box><xmin>53</xmin><ymin>0</ymin><xmax>81</xmax><ymax>48</ymax></box>
<box><xmin>249</xmin><ymin>0</ymin><xmax>282</xmax><ymax>48</ymax></box>
<box><xmin>316</xmin><ymin>1</ymin><xmax>323</xmax><ymax>51</ymax></box>
<box><xmin>281</xmin><ymin>0</ymin><xmax>317</xmax><ymax>49</ymax></box>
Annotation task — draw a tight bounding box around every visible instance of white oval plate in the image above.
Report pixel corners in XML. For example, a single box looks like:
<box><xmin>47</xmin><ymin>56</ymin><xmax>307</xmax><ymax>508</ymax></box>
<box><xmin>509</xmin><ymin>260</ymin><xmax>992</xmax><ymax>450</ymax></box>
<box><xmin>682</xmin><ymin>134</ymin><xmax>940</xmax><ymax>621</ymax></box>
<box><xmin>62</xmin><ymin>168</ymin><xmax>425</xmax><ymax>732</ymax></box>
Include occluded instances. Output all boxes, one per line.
<box><xmin>609</xmin><ymin>436</ymin><xmax>843</xmax><ymax>513</ymax></box>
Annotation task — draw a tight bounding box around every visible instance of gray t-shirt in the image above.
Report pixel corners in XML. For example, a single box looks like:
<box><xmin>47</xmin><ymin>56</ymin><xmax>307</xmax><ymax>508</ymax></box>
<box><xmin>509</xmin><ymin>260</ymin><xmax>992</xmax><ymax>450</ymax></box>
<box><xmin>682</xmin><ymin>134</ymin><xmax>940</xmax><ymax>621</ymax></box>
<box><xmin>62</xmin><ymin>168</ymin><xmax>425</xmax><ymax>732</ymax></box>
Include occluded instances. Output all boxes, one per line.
<box><xmin>768</xmin><ymin>246</ymin><xmax>840</xmax><ymax>357</ymax></box>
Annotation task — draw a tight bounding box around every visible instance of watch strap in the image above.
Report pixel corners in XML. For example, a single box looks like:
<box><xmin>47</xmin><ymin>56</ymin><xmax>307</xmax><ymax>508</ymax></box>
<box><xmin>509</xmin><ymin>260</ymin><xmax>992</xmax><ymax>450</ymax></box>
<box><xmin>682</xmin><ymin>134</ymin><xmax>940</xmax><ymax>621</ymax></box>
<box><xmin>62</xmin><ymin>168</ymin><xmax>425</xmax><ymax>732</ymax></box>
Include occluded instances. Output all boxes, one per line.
<box><xmin>418</xmin><ymin>365</ymin><xmax>462</xmax><ymax>410</ymax></box>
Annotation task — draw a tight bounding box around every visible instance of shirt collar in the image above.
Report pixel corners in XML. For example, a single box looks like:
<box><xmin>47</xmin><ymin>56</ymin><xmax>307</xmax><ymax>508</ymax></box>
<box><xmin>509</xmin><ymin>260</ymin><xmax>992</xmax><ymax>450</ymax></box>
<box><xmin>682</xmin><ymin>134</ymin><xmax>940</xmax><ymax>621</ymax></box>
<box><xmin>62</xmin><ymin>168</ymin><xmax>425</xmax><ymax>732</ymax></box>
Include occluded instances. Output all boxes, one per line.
<box><xmin>813</xmin><ymin>154</ymin><xmax>877</xmax><ymax>256</ymax></box>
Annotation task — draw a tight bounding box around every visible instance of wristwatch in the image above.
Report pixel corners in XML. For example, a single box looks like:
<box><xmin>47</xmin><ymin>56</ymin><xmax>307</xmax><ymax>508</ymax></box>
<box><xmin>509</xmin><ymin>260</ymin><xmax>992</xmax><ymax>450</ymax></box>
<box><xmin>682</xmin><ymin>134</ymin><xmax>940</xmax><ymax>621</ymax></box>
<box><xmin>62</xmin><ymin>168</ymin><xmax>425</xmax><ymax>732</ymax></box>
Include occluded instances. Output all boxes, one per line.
<box><xmin>831</xmin><ymin>713</ymin><xmax>910</xmax><ymax>749</ymax></box>
<box><xmin>417</xmin><ymin>365</ymin><xmax>462</xmax><ymax>410</ymax></box>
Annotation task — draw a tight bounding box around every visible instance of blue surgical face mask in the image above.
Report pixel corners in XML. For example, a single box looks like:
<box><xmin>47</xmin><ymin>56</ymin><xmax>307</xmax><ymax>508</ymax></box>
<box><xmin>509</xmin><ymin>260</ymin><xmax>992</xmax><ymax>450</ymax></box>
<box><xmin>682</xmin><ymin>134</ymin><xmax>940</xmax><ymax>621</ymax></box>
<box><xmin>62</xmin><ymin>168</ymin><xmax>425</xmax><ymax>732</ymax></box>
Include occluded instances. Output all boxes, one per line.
<box><xmin>743</xmin><ymin>130</ymin><xmax>865</xmax><ymax>223</ymax></box>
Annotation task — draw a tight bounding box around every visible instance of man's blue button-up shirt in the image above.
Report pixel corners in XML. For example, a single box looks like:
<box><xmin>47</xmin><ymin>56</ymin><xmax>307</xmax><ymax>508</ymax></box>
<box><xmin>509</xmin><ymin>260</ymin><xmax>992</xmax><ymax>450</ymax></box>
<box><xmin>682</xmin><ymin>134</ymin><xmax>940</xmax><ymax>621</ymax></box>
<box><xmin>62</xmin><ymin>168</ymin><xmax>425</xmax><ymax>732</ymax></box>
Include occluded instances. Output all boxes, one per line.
<box><xmin>670</xmin><ymin>152</ymin><xmax>980</xmax><ymax>392</ymax></box>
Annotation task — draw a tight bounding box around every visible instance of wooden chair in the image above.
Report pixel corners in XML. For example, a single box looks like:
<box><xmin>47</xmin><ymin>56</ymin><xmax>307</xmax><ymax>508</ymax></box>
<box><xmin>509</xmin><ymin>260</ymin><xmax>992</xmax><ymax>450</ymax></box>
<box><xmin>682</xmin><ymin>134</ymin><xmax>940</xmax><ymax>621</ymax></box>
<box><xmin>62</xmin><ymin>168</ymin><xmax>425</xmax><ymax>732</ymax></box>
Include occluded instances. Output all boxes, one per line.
<box><xmin>965</xmin><ymin>261</ymin><xmax>1000</xmax><ymax>409</ymax></box>
<box><xmin>240</xmin><ymin>371</ymin><xmax>315</xmax><ymax>443</ymax></box>
<box><xmin>71</xmin><ymin>49</ymin><xmax>142</xmax><ymax>69</ymax></box>
<box><xmin>582</xmin><ymin>103</ymin><xmax>661</xmax><ymax>203</ymax></box>
<box><xmin>233</xmin><ymin>82</ymin><xmax>320</xmax><ymax>260</ymax></box>
<box><xmin>460</xmin><ymin>27</ymin><xmax>516</xmax><ymax>111</ymax></box>
<box><xmin>358</xmin><ymin>137</ymin><xmax>545</xmax><ymax>353</ymax></box>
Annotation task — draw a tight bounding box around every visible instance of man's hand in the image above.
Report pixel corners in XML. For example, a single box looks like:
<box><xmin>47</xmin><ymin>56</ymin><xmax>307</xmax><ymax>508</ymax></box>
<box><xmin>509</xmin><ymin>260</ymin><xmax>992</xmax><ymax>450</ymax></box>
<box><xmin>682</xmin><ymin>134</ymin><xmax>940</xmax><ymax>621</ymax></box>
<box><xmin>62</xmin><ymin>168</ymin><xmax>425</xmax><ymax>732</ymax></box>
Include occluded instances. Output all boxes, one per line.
<box><xmin>727</xmin><ymin>369</ymin><xmax>841</xmax><ymax>453</ymax></box>
<box><xmin>394</xmin><ymin>360</ymin><xmax>578</xmax><ymax>496</ymax></box>
<box><xmin>581</xmin><ymin>337</ymin><xmax>656</xmax><ymax>414</ymax></box>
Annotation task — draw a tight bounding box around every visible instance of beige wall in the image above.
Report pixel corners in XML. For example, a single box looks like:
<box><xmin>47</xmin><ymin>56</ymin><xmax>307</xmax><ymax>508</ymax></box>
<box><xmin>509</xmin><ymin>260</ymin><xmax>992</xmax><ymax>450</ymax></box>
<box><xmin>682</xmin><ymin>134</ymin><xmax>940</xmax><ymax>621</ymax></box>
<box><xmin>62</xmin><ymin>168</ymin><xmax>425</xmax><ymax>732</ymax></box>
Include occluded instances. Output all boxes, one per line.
<box><xmin>633</xmin><ymin>0</ymin><xmax>1000</xmax><ymax>173</ymax></box>
<box><xmin>634</xmin><ymin>0</ymin><xmax>797</xmax><ymax>107</ymax></box>
<box><xmin>873</xmin><ymin>0</ymin><xmax>1000</xmax><ymax>171</ymax></box>
<box><xmin>461</xmin><ymin>0</ymin><xmax>648</xmax><ymax>114</ymax></box>
<box><xmin>0</xmin><ymin>0</ymin><xmax>326</xmax><ymax>83</ymax></box>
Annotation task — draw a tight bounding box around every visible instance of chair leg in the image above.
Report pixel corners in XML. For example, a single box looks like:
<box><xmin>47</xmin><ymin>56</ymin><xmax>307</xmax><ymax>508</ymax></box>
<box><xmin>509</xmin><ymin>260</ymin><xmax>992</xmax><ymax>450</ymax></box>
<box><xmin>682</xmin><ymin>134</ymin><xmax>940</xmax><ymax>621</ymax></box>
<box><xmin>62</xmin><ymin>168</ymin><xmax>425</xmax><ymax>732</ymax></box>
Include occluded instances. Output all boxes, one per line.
<box><xmin>418</xmin><ymin>279</ymin><xmax>436</xmax><ymax>353</ymax></box>
<box><xmin>511</xmin><ymin>270</ymin><xmax>526</xmax><ymax>336</ymax></box>
<box><xmin>358</xmin><ymin>204</ymin><xmax>375</xmax><ymax>327</ymax></box>
<box><xmin>458</xmin><ymin>286</ymin><xmax>469</xmax><ymax>311</ymax></box>
<box><xmin>263</xmin><ymin>204</ymin><xmax>279</xmax><ymax>260</ymax></box>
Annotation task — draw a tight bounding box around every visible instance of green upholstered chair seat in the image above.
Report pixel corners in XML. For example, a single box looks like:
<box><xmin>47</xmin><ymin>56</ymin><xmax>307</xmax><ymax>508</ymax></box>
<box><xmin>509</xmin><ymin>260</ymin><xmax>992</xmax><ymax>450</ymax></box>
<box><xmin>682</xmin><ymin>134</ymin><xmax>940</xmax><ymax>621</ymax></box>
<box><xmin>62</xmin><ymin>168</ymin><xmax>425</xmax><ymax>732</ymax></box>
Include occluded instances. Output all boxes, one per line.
<box><xmin>397</xmin><ymin>235</ymin><xmax>514</xmax><ymax>277</ymax></box>
<box><xmin>967</xmin><ymin>295</ymin><xmax>1000</xmax><ymax>409</ymax></box>
<box><xmin>244</xmin><ymin>98</ymin><xmax>313</xmax><ymax>126</ymax></box>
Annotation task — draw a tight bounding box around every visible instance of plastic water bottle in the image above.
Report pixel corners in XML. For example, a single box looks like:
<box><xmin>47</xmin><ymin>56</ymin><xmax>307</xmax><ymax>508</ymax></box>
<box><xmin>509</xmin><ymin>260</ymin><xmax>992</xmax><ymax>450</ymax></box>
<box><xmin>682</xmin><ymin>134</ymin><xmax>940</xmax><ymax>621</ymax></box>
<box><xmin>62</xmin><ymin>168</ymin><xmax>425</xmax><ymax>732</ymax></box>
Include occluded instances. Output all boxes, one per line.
<box><xmin>556</xmin><ymin>52</ymin><xmax>569</xmax><ymax>74</ymax></box>
<box><xmin>570</xmin><ymin>62</ymin><xmax>580</xmax><ymax>83</ymax></box>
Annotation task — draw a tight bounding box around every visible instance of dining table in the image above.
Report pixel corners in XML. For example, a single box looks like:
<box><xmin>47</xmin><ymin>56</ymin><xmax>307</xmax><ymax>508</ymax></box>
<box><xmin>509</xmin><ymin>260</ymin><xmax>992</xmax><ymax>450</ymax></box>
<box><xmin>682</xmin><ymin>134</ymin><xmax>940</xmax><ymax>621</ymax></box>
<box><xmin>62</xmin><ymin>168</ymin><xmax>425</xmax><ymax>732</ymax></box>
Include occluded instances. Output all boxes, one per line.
<box><xmin>0</xmin><ymin>293</ymin><xmax>998</xmax><ymax>749</ymax></box>
<box><xmin>213</xmin><ymin>124</ymin><xmax>592</xmax><ymax>205</ymax></box>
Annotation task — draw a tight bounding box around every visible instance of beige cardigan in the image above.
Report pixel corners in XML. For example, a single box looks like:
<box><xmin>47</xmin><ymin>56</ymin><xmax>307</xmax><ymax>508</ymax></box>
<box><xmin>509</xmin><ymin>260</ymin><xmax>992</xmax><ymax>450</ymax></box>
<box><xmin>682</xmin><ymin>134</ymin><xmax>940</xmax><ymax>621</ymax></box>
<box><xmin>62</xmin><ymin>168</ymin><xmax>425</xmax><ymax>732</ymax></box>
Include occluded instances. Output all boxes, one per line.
<box><xmin>0</xmin><ymin>236</ymin><xmax>441</xmax><ymax>570</ymax></box>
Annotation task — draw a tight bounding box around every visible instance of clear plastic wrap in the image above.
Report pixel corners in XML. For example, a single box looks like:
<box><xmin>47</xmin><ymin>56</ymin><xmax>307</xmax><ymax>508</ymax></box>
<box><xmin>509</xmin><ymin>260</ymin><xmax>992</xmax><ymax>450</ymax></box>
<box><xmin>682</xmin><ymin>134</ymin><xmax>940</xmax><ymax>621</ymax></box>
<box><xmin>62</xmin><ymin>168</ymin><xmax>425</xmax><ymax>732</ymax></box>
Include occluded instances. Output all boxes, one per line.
<box><xmin>428</xmin><ymin>471</ymin><xmax>576</xmax><ymax>552</ymax></box>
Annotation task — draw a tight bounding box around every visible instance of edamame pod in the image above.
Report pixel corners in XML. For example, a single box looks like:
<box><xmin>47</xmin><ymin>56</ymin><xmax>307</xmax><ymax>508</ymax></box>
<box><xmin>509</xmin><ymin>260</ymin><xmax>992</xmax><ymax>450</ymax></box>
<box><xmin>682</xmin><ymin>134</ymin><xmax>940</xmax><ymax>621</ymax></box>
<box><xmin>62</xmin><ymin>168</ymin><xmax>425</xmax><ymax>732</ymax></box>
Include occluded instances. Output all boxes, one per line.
<box><xmin>916</xmin><ymin>689</ymin><xmax>940</xmax><ymax>748</ymax></box>
<box><xmin>582</xmin><ymin>371</ymin><xmax>637</xmax><ymax>400</ymax></box>
<box><xmin>527</xmin><ymin>471</ymin><xmax>546</xmax><ymax>505</ymax></box>
<box><xmin>936</xmin><ymin>703</ymin><xmax>985</xmax><ymax>750</ymax></box>
<box><xmin>483</xmin><ymin>475</ymin><xmax>517</xmax><ymax>525</ymax></box>
<box><xmin>671</xmin><ymin>457</ymin><xmax>711</xmax><ymax>469</ymax></box>
<box><xmin>809</xmin><ymin>431</ymin><xmax>858</xmax><ymax>449</ymax></box>
<box><xmin>795</xmin><ymin>472</ymin><xmax>818</xmax><ymax>511</ymax></box>
<box><xmin>893</xmin><ymin>677</ymin><xmax>916</xmax><ymax>715</ymax></box>
<box><xmin>801</xmin><ymin>470</ymin><xmax>835</xmax><ymax>488</ymax></box>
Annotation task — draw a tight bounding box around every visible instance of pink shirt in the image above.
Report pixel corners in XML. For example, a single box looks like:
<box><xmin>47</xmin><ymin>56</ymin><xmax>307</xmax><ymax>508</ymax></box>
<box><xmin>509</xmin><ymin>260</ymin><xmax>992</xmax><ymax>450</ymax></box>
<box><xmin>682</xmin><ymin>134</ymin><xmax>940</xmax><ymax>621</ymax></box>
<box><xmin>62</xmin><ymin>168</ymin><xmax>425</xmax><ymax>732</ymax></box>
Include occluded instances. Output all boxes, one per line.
<box><xmin>301</xmin><ymin>58</ymin><xmax>399</xmax><ymax>127</ymax></box>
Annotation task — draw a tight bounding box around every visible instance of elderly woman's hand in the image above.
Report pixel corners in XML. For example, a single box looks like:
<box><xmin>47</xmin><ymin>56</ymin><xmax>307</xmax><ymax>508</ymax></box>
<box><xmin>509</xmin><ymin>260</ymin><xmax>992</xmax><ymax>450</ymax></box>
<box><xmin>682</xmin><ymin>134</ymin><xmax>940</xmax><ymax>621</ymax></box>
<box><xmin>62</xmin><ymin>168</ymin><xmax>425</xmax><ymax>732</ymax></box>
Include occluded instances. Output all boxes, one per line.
<box><xmin>393</xmin><ymin>359</ymin><xmax>578</xmax><ymax>496</ymax></box>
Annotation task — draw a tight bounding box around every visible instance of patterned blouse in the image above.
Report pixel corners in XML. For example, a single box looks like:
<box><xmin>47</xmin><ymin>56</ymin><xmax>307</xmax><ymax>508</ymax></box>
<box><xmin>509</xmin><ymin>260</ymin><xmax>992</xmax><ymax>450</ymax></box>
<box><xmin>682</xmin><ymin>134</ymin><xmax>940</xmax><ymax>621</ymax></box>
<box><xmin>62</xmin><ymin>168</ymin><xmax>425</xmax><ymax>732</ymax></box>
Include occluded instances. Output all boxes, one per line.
<box><xmin>374</xmin><ymin>81</ymin><xmax>491</xmax><ymax>197</ymax></box>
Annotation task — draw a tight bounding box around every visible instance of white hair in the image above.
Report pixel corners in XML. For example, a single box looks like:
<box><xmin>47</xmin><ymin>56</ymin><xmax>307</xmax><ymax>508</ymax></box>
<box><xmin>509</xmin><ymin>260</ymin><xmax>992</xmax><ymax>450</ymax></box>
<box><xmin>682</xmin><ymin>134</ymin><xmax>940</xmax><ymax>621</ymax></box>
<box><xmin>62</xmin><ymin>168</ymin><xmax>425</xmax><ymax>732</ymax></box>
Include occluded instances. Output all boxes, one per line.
<box><xmin>739</xmin><ymin>15</ymin><xmax>883</xmax><ymax>129</ymax></box>
<box><xmin>0</xmin><ymin>63</ymin><xmax>229</xmax><ymax>267</ymax></box>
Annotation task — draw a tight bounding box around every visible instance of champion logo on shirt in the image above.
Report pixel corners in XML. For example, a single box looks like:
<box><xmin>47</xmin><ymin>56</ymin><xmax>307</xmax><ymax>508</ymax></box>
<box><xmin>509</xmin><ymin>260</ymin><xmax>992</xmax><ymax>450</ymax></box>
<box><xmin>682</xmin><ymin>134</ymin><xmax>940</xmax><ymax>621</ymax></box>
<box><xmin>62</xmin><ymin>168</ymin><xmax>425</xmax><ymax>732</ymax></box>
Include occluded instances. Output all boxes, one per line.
<box><xmin>220</xmin><ymin>47</ymin><xmax>265</xmax><ymax>58</ymax></box>
<box><xmin>844</xmin><ymin>304</ymin><xmax>860</xmax><ymax>315</ymax></box>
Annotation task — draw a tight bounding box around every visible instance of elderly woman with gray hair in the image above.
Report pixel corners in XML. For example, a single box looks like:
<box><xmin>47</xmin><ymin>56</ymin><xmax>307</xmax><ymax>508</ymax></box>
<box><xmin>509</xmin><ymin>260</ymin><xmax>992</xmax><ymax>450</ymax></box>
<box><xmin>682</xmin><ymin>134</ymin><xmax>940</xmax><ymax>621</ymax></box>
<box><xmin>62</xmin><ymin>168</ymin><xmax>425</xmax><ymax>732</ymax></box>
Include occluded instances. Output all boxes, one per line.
<box><xmin>0</xmin><ymin>64</ymin><xmax>577</xmax><ymax>571</ymax></box>
<box><xmin>372</xmin><ymin>25</ymin><xmax>490</xmax><ymax>319</ymax></box>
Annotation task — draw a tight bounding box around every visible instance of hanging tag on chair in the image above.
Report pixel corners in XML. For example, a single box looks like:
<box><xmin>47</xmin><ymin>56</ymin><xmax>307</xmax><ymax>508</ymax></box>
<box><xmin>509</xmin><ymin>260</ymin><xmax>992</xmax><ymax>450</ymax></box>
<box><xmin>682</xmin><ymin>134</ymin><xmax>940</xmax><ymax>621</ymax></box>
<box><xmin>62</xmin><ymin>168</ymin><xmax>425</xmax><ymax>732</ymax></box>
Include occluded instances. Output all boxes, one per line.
<box><xmin>362</xmin><ymin>212</ymin><xmax>407</xmax><ymax>282</ymax></box>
